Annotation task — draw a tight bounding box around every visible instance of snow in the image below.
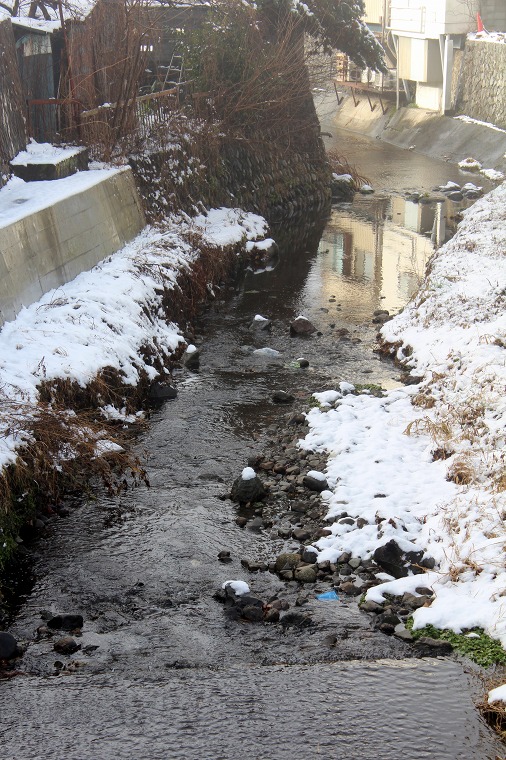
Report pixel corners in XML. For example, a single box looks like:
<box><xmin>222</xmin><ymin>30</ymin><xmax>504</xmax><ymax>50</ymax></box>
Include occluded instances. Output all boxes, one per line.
<box><xmin>306</xmin><ymin>470</ymin><xmax>327</xmax><ymax>482</ymax></box>
<box><xmin>0</xmin><ymin>204</ymin><xmax>271</xmax><ymax>470</ymax></box>
<box><xmin>302</xmin><ymin>181</ymin><xmax>506</xmax><ymax>647</ymax></box>
<box><xmin>468</xmin><ymin>31</ymin><xmax>506</xmax><ymax>45</ymax></box>
<box><xmin>11</xmin><ymin>141</ymin><xmax>85</xmax><ymax>167</ymax></box>
<box><xmin>10</xmin><ymin>15</ymin><xmax>61</xmax><ymax>32</ymax></box>
<box><xmin>192</xmin><ymin>207</ymin><xmax>268</xmax><ymax>248</ymax></box>
<box><xmin>458</xmin><ymin>157</ymin><xmax>482</xmax><ymax>171</ymax></box>
<box><xmin>455</xmin><ymin>115</ymin><xmax>506</xmax><ymax>135</ymax></box>
<box><xmin>241</xmin><ymin>467</ymin><xmax>256</xmax><ymax>481</ymax></box>
<box><xmin>481</xmin><ymin>168</ymin><xmax>504</xmax><ymax>181</ymax></box>
<box><xmin>439</xmin><ymin>181</ymin><xmax>460</xmax><ymax>191</ymax></box>
<box><xmin>222</xmin><ymin>580</ymin><xmax>250</xmax><ymax>596</ymax></box>
<box><xmin>0</xmin><ymin>169</ymin><xmax>125</xmax><ymax>230</ymax></box>
<box><xmin>245</xmin><ymin>237</ymin><xmax>275</xmax><ymax>252</ymax></box>
<box><xmin>488</xmin><ymin>685</ymin><xmax>506</xmax><ymax>705</ymax></box>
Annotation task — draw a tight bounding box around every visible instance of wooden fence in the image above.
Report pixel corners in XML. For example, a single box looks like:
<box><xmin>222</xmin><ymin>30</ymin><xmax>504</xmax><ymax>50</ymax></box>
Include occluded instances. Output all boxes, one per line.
<box><xmin>25</xmin><ymin>86</ymin><xmax>191</xmax><ymax>153</ymax></box>
<box><xmin>0</xmin><ymin>20</ymin><xmax>26</xmax><ymax>187</ymax></box>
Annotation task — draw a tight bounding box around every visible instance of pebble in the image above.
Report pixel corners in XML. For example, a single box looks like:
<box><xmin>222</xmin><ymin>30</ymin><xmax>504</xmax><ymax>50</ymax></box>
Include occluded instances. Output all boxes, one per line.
<box><xmin>264</xmin><ymin>607</ymin><xmax>280</xmax><ymax>623</ymax></box>
<box><xmin>294</xmin><ymin>566</ymin><xmax>317</xmax><ymax>583</ymax></box>
<box><xmin>394</xmin><ymin>624</ymin><xmax>414</xmax><ymax>642</ymax></box>
<box><xmin>414</xmin><ymin>637</ymin><xmax>453</xmax><ymax>655</ymax></box>
<box><xmin>54</xmin><ymin>637</ymin><xmax>80</xmax><ymax>655</ymax></box>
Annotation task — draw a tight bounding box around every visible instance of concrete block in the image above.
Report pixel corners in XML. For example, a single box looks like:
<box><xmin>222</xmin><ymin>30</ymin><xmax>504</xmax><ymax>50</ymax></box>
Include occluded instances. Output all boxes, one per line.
<box><xmin>0</xmin><ymin>168</ymin><xmax>145</xmax><ymax>326</ymax></box>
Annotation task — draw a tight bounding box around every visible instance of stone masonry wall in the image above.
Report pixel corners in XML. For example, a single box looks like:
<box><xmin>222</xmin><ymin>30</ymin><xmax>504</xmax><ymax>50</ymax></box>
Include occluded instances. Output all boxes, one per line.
<box><xmin>131</xmin><ymin>131</ymin><xmax>331</xmax><ymax>226</ymax></box>
<box><xmin>456</xmin><ymin>40</ymin><xmax>506</xmax><ymax>129</ymax></box>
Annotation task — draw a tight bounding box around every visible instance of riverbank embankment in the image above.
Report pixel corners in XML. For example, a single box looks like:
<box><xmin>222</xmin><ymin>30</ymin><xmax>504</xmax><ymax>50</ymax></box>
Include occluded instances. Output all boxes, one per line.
<box><xmin>0</xmin><ymin>207</ymin><xmax>276</xmax><ymax>575</ymax></box>
<box><xmin>302</xmin><ymin>179</ymin><xmax>506</xmax><ymax>655</ymax></box>
<box><xmin>317</xmin><ymin>93</ymin><xmax>506</xmax><ymax>174</ymax></box>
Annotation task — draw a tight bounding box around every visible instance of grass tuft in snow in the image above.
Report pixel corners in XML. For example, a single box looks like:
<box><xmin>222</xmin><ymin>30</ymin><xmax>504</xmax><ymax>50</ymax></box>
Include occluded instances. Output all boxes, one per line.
<box><xmin>353</xmin><ymin>383</ymin><xmax>386</xmax><ymax>397</ymax></box>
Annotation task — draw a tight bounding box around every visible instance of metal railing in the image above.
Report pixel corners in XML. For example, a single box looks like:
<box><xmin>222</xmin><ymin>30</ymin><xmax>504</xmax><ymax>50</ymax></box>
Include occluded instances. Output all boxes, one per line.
<box><xmin>26</xmin><ymin>85</ymin><xmax>209</xmax><ymax>152</ymax></box>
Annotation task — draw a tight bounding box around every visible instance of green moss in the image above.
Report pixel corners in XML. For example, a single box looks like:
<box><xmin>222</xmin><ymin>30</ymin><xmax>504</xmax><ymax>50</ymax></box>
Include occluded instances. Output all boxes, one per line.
<box><xmin>407</xmin><ymin>620</ymin><xmax>506</xmax><ymax>667</ymax></box>
<box><xmin>353</xmin><ymin>383</ymin><xmax>386</xmax><ymax>397</ymax></box>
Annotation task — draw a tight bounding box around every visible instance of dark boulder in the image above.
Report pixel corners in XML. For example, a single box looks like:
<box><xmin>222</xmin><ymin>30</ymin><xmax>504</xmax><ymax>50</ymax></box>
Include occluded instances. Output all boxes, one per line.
<box><xmin>230</xmin><ymin>471</ymin><xmax>266</xmax><ymax>504</ymax></box>
<box><xmin>290</xmin><ymin>316</ymin><xmax>316</xmax><ymax>336</ymax></box>
<box><xmin>47</xmin><ymin>614</ymin><xmax>84</xmax><ymax>631</ymax></box>
<box><xmin>182</xmin><ymin>348</ymin><xmax>200</xmax><ymax>371</ymax></box>
<box><xmin>148</xmin><ymin>381</ymin><xmax>177</xmax><ymax>401</ymax></box>
<box><xmin>0</xmin><ymin>632</ymin><xmax>18</xmax><ymax>659</ymax></box>
<box><xmin>373</xmin><ymin>540</ymin><xmax>425</xmax><ymax>579</ymax></box>
<box><xmin>303</xmin><ymin>473</ymin><xmax>329</xmax><ymax>492</ymax></box>
<box><xmin>272</xmin><ymin>390</ymin><xmax>295</xmax><ymax>404</ymax></box>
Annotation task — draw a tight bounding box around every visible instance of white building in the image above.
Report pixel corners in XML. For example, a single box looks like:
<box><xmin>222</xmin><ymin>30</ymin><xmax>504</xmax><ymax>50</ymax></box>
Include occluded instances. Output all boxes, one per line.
<box><xmin>363</xmin><ymin>0</ymin><xmax>506</xmax><ymax>112</ymax></box>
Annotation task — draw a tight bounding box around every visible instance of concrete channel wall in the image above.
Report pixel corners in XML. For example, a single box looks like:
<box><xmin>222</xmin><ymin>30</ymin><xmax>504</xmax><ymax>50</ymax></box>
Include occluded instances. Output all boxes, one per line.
<box><xmin>0</xmin><ymin>168</ymin><xmax>145</xmax><ymax>326</ymax></box>
<box><xmin>318</xmin><ymin>90</ymin><xmax>506</xmax><ymax>170</ymax></box>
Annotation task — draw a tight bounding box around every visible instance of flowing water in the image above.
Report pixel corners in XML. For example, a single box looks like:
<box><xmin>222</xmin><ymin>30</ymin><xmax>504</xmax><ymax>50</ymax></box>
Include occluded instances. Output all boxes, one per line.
<box><xmin>1</xmin><ymin>133</ymin><xmax>503</xmax><ymax>759</ymax></box>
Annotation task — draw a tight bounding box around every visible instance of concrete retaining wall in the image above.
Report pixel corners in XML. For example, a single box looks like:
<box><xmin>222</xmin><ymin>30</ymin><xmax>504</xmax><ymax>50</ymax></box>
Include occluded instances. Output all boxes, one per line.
<box><xmin>0</xmin><ymin>168</ymin><xmax>145</xmax><ymax>326</ymax></box>
<box><xmin>457</xmin><ymin>40</ymin><xmax>506</xmax><ymax>129</ymax></box>
<box><xmin>317</xmin><ymin>88</ymin><xmax>506</xmax><ymax>170</ymax></box>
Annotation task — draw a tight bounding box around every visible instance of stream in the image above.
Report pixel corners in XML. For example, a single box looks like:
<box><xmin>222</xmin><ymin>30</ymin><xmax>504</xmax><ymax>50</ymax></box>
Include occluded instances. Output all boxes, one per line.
<box><xmin>1</xmin><ymin>132</ymin><xmax>503</xmax><ymax>759</ymax></box>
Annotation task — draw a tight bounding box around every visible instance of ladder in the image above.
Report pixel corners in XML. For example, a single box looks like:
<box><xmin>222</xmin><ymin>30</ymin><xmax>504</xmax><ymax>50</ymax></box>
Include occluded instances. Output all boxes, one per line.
<box><xmin>163</xmin><ymin>49</ymin><xmax>184</xmax><ymax>90</ymax></box>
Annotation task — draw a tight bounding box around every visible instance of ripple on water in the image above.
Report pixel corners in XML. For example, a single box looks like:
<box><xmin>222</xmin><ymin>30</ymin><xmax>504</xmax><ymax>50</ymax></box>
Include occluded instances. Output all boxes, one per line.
<box><xmin>0</xmin><ymin>659</ymin><xmax>501</xmax><ymax>759</ymax></box>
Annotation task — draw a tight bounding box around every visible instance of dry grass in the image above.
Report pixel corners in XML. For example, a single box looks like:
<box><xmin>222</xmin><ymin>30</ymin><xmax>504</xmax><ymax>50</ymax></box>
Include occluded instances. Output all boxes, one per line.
<box><xmin>478</xmin><ymin>671</ymin><xmax>506</xmax><ymax>745</ymax></box>
<box><xmin>327</xmin><ymin>148</ymin><xmax>369</xmax><ymax>190</ymax></box>
<box><xmin>0</xmin><ymin>395</ymin><xmax>148</xmax><ymax>512</ymax></box>
<box><xmin>412</xmin><ymin>390</ymin><xmax>436</xmax><ymax>409</ymax></box>
<box><xmin>447</xmin><ymin>454</ymin><xmax>476</xmax><ymax>485</ymax></box>
<box><xmin>405</xmin><ymin>417</ymin><xmax>452</xmax><ymax>447</ymax></box>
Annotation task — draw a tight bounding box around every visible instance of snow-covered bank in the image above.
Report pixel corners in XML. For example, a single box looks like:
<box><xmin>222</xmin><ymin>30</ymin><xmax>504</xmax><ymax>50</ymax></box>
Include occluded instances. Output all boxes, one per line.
<box><xmin>0</xmin><ymin>207</ymin><xmax>268</xmax><ymax>471</ymax></box>
<box><xmin>303</xmin><ymin>182</ymin><xmax>506</xmax><ymax>646</ymax></box>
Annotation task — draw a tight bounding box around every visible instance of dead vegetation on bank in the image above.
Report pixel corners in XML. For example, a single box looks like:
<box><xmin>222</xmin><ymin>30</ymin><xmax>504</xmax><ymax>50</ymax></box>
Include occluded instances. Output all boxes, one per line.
<box><xmin>327</xmin><ymin>148</ymin><xmax>369</xmax><ymax>192</ymax></box>
<box><xmin>478</xmin><ymin>672</ymin><xmax>506</xmax><ymax>745</ymax></box>
<box><xmin>0</xmin><ymin>230</ymin><xmax>243</xmax><ymax>571</ymax></box>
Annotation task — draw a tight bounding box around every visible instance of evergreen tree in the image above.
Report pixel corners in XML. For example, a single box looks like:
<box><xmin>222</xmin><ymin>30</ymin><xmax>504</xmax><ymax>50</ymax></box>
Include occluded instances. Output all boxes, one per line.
<box><xmin>258</xmin><ymin>0</ymin><xmax>386</xmax><ymax>71</ymax></box>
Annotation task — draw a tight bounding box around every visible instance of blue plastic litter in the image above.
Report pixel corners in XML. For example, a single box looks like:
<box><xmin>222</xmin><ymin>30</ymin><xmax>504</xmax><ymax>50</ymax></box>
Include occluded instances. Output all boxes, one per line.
<box><xmin>316</xmin><ymin>590</ymin><xmax>339</xmax><ymax>601</ymax></box>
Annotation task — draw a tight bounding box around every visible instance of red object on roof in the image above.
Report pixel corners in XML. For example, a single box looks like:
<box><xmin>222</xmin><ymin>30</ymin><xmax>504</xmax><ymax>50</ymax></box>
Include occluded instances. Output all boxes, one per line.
<box><xmin>476</xmin><ymin>13</ymin><xmax>484</xmax><ymax>32</ymax></box>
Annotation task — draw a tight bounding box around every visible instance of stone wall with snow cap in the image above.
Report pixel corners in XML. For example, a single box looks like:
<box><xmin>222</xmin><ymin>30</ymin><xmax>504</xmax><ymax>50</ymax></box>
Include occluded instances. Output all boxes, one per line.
<box><xmin>456</xmin><ymin>39</ymin><xmax>506</xmax><ymax>129</ymax></box>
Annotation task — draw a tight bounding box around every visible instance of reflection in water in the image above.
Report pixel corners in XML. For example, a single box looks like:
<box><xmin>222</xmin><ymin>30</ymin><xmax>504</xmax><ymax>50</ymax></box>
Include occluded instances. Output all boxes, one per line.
<box><xmin>305</xmin><ymin>193</ymin><xmax>466</xmax><ymax>318</ymax></box>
